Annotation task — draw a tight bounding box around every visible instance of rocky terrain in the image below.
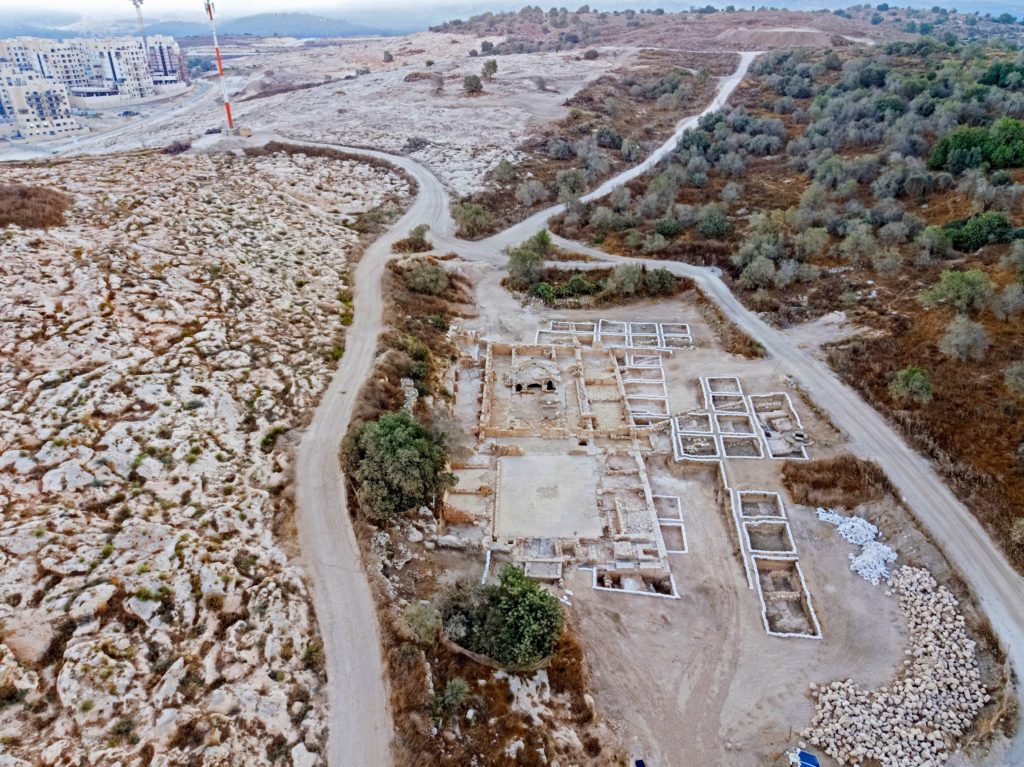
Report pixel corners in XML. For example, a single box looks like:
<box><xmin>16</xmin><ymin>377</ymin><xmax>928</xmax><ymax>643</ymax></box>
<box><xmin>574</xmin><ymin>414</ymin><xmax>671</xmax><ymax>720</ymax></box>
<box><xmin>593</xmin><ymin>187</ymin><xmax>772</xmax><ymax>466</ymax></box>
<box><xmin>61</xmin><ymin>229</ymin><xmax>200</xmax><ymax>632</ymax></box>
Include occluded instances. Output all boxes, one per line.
<box><xmin>0</xmin><ymin>149</ymin><xmax>410</xmax><ymax>766</ymax></box>
<box><xmin>806</xmin><ymin>567</ymin><xmax>990</xmax><ymax>766</ymax></box>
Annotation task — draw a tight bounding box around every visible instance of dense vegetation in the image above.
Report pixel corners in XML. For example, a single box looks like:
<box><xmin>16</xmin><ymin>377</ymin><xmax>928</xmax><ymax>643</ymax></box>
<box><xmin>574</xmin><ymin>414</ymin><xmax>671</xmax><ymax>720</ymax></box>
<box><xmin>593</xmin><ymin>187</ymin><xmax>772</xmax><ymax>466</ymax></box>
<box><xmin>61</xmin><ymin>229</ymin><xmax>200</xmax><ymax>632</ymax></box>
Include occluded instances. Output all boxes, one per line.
<box><xmin>341</xmin><ymin>411</ymin><xmax>456</xmax><ymax>523</ymax></box>
<box><xmin>439</xmin><ymin>565</ymin><xmax>565</xmax><ymax>669</ymax></box>
<box><xmin>553</xmin><ymin>38</ymin><xmax>1024</xmax><ymax>571</ymax></box>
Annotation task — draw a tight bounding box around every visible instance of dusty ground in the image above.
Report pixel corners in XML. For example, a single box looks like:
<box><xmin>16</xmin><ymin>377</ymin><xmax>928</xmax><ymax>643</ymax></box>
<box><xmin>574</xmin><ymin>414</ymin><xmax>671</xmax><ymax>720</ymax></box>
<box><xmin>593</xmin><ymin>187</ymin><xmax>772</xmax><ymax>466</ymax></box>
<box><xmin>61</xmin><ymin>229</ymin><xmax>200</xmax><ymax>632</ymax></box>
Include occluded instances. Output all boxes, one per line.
<box><xmin>0</xmin><ymin>149</ymin><xmax>410</xmax><ymax>766</ymax></box>
<box><xmin>447</xmin><ymin>264</ymin><xmax>1009</xmax><ymax>767</ymax></box>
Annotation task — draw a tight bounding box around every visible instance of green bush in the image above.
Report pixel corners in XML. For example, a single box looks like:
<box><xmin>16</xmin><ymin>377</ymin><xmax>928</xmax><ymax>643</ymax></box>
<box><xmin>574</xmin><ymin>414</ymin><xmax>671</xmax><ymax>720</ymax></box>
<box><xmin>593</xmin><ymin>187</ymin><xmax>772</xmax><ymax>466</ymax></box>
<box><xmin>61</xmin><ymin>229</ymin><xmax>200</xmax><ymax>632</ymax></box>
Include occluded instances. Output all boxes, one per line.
<box><xmin>452</xmin><ymin>201</ymin><xmax>495</xmax><ymax>238</ymax></box>
<box><xmin>507</xmin><ymin>230</ymin><xmax>551</xmax><ymax>291</ymax></box>
<box><xmin>531</xmin><ymin>281</ymin><xmax>556</xmax><ymax>304</ymax></box>
<box><xmin>738</xmin><ymin>256</ymin><xmax>776</xmax><ymax>290</ymax></box>
<box><xmin>430</xmin><ymin>678</ymin><xmax>470</xmax><ymax>720</ymax></box>
<box><xmin>604</xmin><ymin>263</ymin><xmax>644</xmax><ymax>296</ymax></box>
<box><xmin>405</xmin><ymin>263</ymin><xmax>449</xmax><ymax>296</ymax></box>
<box><xmin>889</xmin><ymin>365</ymin><xmax>934</xmax><ymax>403</ymax></box>
<box><xmin>644</xmin><ymin>268</ymin><xmax>678</xmax><ymax>296</ymax></box>
<box><xmin>929</xmin><ymin>118</ymin><xmax>1024</xmax><ymax>173</ymax></box>
<box><xmin>696</xmin><ymin>203</ymin><xmax>732</xmax><ymax>239</ymax></box>
<box><xmin>463</xmin><ymin>74</ymin><xmax>483</xmax><ymax>93</ymax></box>
<box><xmin>439</xmin><ymin>565</ymin><xmax>564</xmax><ymax>668</ymax></box>
<box><xmin>944</xmin><ymin>212</ymin><xmax>1012</xmax><ymax>252</ymax></box>
<box><xmin>341</xmin><ymin>412</ymin><xmax>456</xmax><ymax>522</ymax></box>
<box><xmin>920</xmin><ymin>269</ymin><xmax>993</xmax><ymax>314</ymax></box>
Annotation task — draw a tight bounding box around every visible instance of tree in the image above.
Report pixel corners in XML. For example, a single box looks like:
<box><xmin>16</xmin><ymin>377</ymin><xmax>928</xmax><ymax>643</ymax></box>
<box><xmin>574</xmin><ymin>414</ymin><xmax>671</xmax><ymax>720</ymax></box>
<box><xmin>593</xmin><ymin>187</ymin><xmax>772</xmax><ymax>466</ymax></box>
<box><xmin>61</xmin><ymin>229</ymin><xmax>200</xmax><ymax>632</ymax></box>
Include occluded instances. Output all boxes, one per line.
<box><xmin>944</xmin><ymin>212</ymin><xmax>1012</xmax><ymax>252</ymax></box>
<box><xmin>405</xmin><ymin>262</ymin><xmax>449</xmax><ymax>296</ymax></box>
<box><xmin>920</xmin><ymin>269</ymin><xmax>993</xmax><ymax>314</ymax></box>
<box><xmin>583</xmin><ymin>49</ymin><xmax>599</xmax><ymax>60</ymax></box>
<box><xmin>463</xmin><ymin>74</ymin><xmax>483</xmax><ymax>94</ymax></box>
<box><xmin>738</xmin><ymin>256</ymin><xmax>777</xmax><ymax>290</ymax></box>
<box><xmin>515</xmin><ymin>179</ymin><xmax>549</xmax><ymax>206</ymax></box>
<box><xmin>439</xmin><ymin>565</ymin><xmax>564</xmax><ymax>668</ymax></box>
<box><xmin>1004</xmin><ymin>241</ymin><xmax>1024</xmax><ymax>281</ymax></box>
<box><xmin>605</xmin><ymin>263</ymin><xmax>644</xmax><ymax>296</ymax></box>
<box><xmin>341</xmin><ymin>412</ymin><xmax>456</xmax><ymax>523</ymax></box>
<box><xmin>992</xmin><ymin>284</ymin><xmax>1024</xmax><ymax>321</ymax></box>
<box><xmin>644</xmin><ymin>268</ymin><xmax>678</xmax><ymax>296</ymax></box>
<box><xmin>696</xmin><ymin>203</ymin><xmax>732</xmax><ymax>239</ymax></box>
<box><xmin>1005</xmin><ymin>362</ymin><xmax>1024</xmax><ymax>396</ymax></box>
<box><xmin>889</xmin><ymin>366</ymin><xmax>934</xmax><ymax>403</ymax></box>
<box><xmin>482</xmin><ymin>59</ymin><xmax>498</xmax><ymax>80</ymax></box>
<box><xmin>938</xmin><ymin>316</ymin><xmax>990</xmax><ymax>361</ymax></box>
<box><xmin>507</xmin><ymin>230</ymin><xmax>551</xmax><ymax>290</ymax></box>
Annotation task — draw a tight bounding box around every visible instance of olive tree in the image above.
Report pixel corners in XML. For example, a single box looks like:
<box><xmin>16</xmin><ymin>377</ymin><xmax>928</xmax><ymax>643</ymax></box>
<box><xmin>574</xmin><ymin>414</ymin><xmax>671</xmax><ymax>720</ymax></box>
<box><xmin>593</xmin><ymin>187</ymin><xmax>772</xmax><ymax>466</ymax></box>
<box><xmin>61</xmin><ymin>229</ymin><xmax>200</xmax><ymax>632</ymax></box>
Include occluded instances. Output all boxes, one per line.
<box><xmin>938</xmin><ymin>316</ymin><xmax>990</xmax><ymax>361</ymax></box>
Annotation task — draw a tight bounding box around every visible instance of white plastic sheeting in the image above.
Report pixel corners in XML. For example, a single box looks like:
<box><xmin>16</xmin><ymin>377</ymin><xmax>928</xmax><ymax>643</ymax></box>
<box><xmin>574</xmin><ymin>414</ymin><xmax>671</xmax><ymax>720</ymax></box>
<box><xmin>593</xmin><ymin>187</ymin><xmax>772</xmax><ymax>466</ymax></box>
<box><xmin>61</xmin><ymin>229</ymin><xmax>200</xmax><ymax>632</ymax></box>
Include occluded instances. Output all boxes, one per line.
<box><xmin>816</xmin><ymin>508</ymin><xmax>897</xmax><ymax>586</ymax></box>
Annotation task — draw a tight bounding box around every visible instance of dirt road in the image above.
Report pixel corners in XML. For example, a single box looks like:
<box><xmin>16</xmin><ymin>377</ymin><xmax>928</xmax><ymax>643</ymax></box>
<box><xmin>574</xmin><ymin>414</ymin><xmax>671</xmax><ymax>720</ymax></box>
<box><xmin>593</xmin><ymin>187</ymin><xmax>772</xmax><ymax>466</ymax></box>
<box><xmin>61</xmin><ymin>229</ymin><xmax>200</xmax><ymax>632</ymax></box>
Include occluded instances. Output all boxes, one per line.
<box><xmin>292</xmin><ymin>147</ymin><xmax>449</xmax><ymax>767</ymax></box>
<box><xmin>295</xmin><ymin>47</ymin><xmax>1023</xmax><ymax>765</ymax></box>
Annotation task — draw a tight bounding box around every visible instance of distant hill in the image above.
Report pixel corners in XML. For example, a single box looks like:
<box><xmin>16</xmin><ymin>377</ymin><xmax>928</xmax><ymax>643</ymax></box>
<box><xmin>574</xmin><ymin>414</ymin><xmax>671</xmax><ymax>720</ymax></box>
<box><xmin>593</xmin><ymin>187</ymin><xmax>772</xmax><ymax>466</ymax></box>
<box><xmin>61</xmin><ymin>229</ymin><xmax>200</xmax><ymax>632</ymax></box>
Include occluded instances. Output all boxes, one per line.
<box><xmin>0</xmin><ymin>22</ymin><xmax>80</xmax><ymax>39</ymax></box>
<box><xmin>220</xmin><ymin>13</ymin><xmax>384</xmax><ymax>38</ymax></box>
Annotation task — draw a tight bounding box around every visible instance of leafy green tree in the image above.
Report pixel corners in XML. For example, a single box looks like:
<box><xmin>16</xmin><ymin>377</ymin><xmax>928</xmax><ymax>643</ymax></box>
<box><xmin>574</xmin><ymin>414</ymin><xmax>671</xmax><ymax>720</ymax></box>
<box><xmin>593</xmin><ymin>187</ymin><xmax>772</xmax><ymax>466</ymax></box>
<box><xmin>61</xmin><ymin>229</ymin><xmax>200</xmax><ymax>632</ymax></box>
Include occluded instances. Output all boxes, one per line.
<box><xmin>605</xmin><ymin>263</ymin><xmax>644</xmax><ymax>296</ymax></box>
<box><xmin>440</xmin><ymin>566</ymin><xmax>564</xmax><ymax>668</ymax></box>
<box><xmin>644</xmin><ymin>268</ymin><xmax>678</xmax><ymax>296</ymax></box>
<box><xmin>889</xmin><ymin>366</ymin><xmax>934</xmax><ymax>403</ymax></box>
<box><xmin>920</xmin><ymin>269</ymin><xmax>993</xmax><ymax>314</ymax></box>
<box><xmin>944</xmin><ymin>212</ymin><xmax>1012</xmax><ymax>252</ymax></box>
<box><xmin>463</xmin><ymin>74</ymin><xmax>483</xmax><ymax>94</ymax></box>
<box><xmin>696</xmin><ymin>203</ymin><xmax>732</xmax><ymax>239</ymax></box>
<box><xmin>342</xmin><ymin>412</ymin><xmax>456</xmax><ymax>522</ymax></box>
<box><xmin>507</xmin><ymin>231</ymin><xmax>551</xmax><ymax>291</ymax></box>
<box><xmin>482</xmin><ymin>59</ymin><xmax>498</xmax><ymax>80</ymax></box>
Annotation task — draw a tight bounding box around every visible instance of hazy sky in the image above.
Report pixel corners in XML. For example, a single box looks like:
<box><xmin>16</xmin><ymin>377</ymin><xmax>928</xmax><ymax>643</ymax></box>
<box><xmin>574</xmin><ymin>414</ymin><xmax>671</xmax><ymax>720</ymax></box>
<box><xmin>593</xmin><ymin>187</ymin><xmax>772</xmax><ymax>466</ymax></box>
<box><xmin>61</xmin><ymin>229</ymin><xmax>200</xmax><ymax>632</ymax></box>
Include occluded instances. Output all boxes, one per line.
<box><xmin>16</xmin><ymin>1</ymin><xmax>396</xmax><ymax>16</ymax></box>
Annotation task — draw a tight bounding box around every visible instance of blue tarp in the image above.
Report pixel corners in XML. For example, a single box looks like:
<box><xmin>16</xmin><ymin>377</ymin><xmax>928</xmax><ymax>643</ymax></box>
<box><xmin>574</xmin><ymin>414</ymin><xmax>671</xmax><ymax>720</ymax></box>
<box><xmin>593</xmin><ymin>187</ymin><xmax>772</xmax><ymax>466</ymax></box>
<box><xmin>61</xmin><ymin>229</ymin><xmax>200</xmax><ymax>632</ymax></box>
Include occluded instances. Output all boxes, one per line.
<box><xmin>796</xmin><ymin>751</ymin><xmax>821</xmax><ymax>767</ymax></box>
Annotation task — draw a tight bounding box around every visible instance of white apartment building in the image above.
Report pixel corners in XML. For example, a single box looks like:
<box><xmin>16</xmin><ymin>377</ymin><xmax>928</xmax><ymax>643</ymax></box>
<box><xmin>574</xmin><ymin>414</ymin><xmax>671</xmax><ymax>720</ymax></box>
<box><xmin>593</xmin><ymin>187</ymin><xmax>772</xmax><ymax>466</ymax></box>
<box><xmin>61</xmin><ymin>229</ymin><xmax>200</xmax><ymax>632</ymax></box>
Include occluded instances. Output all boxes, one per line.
<box><xmin>0</xmin><ymin>67</ymin><xmax>81</xmax><ymax>139</ymax></box>
<box><xmin>0</xmin><ymin>36</ymin><xmax>185</xmax><ymax>109</ymax></box>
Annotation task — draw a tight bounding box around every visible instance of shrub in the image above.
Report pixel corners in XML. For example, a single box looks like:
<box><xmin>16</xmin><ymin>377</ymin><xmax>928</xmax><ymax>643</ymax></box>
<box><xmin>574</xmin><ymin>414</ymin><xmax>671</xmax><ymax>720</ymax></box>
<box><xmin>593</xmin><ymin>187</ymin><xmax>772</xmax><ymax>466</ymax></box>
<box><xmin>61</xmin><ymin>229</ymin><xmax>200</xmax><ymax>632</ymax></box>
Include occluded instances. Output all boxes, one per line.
<box><xmin>452</xmin><ymin>201</ymin><xmax>494</xmax><ymax>237</ymax></box>
<box><xmin>938</xmin><ymin>316</ymin><xmax>990</xmax><ymax>361</ymax></box>
<box><xmin>604</xmin><ymin>263</ymin><xmax>644</xmax><ymax>296</ymax></box>
<box><xmin>696</xmin><ymin>203</ymin><xmax>731</xmax><ymax>239</ymax></box>
<box><xmin>532</xmin><ymin>281</ymin><xmax>556</xmax><ymax>304</ymax></box>
<box><xmin>596</xmin><ymin>126</ymin><xmax>622</xmax><ymax>150</ymax></box>
<box><xmin>405</xmin><ymin>263</ymin><xmax>449</xmax><ymax>296</ymax></box>
<box><xmin>944</xmin><ymin>212</ymin><xmax>1012</xmax><ymax>252</ymax></box>
<box><xmin>404</xmin><ymin>602</ymin><xmax>441</xmax><ymax>645</ymax></box>
<box><xmin>1004</xmin><ymin>241</ymin><xmax>1024</xmax><ymax>280</ymax></box>
<box><xmin>992</xmin><ymin>283</ymin><xmax>1024</xmax><ymax>321</ymax></box>
<box><xmin>642</xmin><ymin>232</ymin><xmax>668</xmax><ymax>254</ymax></box>
<box><xmin>556</xmin><ymin>168</ymin><xmax>587</xmax><ymax>202</ymax></box>
<box><xmin>515</xmin><ymin>179</ymin><xmax>549</xmax><ymax>206</ymax></box>
<box><xmin>795</xmin><ymin>227</ymin><xmax>830</xmax><ymax>260</ymax></box>
<box><xmin>621</xmin><ymin>138</ymin><xmax>641</xmax><ymax>161</ymax></box>
<box><xmin>644</xmin><ymin>268</ymin><xmax>678</xmax><ymax>296</ymax></box>
<box><xmin>341</xmin><ymin>412</ymin><xmax>456</xmax><ymax>522</ymax></box>
<box><xmin>1005</xmin><ymin>362</ymin><xmax>1024</xmax><ymax>395</ymax></box>
<box><xmin>507</xmin><ymin>230</ymin><xmax>550</xmax><ymax>290</ymax></box>
<box><xmin>463</xmin><ymin>74</ymin><xmax>483</xmax><ymax>94</ymax></box>
<box><xmin>439</xmin><ymin>565</ymin><xmax>564</xmax><ymax>668</ymax></box>
<box><xmin>738</xmin><ymin>256</ymin><xmax>777</xmax><ymax>290</ymax></box>
<box><xmin>547</xmin><ymin>138</ymin><xmax>574</xmax><ymax>160</ymax></box>
<box><xmin>583</xmin><ymin>49</ymin><xmax>599</xmax><ymax>60</ymax></box>
<box><xmin>395</xmin><ymin>223</ymin><xmax>431</xmax><ymax>253</ymax></box>
<box><xmin>492</xmin><ymin>159</ymin><xmax>515</xmax><ymax>183</ymax></box>
<box><xmin>889</xmin><ymin>366</ymin><xmax>934</xmax><ymax>403</ymax></box>
<box><xmin>929</xmin><ymin>118</ymin><xmax>1024</xmax><ymax>173</ymax></box>
<box><xmin>430</xmin><ymin>677</ymin><xmax>470</xmax><ymax>720</ymax></box>
<box><xmin>482</xmin><ymin>59</ymin><xmax>498</xmax><ymax>80</ymax></box>
<box><xmin>0</xmin><ymin>184</ymin><xmax>71</xmax><ymax>228</ymax></box>
<box><xmin>163</xmin><ymin>140</ymin><xmax>191</xmax><ymax>155</ymax></box>
<box><xmin>920</xmin><ymin>269</ymin><xmax>993</xmax><ymax>314</ymax></box>
<box><xmin>915</xmin><ymin>225</ymin><xmax>951</xmax><ymax>260</ymax></box>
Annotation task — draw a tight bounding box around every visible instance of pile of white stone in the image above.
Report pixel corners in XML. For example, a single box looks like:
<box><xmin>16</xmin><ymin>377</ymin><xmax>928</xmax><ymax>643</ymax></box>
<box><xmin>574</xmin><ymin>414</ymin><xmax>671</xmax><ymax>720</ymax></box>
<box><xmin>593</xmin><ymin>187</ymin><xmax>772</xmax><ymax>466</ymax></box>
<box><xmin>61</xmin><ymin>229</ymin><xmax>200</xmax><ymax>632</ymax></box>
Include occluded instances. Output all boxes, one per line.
<box><xmin>805</xmin><ymin>566</ymin><xmax>989</xmax><ymax>766</ymax></box>
<box><xmin>816</xmin><ymin>507</ymin><xmax>897</xmax><ymax>585</ymax></box>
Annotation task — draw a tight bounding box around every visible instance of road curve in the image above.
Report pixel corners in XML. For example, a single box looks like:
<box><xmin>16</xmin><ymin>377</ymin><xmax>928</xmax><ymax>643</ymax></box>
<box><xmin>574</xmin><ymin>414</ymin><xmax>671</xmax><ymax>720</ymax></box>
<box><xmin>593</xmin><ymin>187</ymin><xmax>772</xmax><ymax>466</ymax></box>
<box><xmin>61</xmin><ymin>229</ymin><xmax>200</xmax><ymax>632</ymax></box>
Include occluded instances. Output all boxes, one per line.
<box><xmin>291</xmin><ymin>45</ymin><xmax>1023</xmax><ymax>766</ymax></box>
<box><xmin>292</xmin><ymin>146</ymin><xmax>449</xmax><ymax>767</ymax></box>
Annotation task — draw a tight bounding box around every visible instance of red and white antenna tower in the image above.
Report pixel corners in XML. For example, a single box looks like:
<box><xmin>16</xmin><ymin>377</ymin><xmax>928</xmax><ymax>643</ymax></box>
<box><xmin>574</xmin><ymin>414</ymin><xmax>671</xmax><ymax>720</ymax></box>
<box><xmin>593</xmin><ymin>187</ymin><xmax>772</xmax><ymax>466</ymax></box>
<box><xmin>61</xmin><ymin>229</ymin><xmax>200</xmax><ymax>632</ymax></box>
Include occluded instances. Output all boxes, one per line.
<box><xmin>204</xmin><ymin>1</ymin><xmax>234</xmax><ymax>130</ymax></box>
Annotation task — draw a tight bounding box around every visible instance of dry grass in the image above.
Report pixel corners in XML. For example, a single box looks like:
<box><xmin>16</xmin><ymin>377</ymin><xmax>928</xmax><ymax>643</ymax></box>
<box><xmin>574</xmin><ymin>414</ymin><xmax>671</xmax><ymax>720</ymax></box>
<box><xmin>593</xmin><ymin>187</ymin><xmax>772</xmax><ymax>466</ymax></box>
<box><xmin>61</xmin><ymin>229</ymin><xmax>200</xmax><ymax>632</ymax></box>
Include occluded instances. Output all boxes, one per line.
<box><xmin>693</xmin><ymin>289</ymin><xmax>765</xmax><ymax>359</ymax></box>
<box><xmin>0</xmin><ymin>184</ymin><xmax>71</xmax><ymax>229</ymax></box>
<box><xmin>781</xmin><ymin>455</ymin><xmax>896</xmax><ymax>509</ymax></box>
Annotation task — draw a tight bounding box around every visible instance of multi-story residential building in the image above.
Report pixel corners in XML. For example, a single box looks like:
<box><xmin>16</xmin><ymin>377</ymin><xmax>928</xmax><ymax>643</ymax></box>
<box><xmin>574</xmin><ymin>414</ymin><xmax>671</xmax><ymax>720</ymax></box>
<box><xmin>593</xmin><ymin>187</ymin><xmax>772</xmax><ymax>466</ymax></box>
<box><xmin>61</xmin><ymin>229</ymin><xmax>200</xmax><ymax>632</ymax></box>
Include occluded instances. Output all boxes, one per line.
<box><xmin>0</xmin><ymin>67</ymin><xmax>81</xmax><ymax>139</ymax></box>
<box><xmin>0</xmin><ymin>35</ymin><xmax>185</xmax><ymax>109</ymax></box>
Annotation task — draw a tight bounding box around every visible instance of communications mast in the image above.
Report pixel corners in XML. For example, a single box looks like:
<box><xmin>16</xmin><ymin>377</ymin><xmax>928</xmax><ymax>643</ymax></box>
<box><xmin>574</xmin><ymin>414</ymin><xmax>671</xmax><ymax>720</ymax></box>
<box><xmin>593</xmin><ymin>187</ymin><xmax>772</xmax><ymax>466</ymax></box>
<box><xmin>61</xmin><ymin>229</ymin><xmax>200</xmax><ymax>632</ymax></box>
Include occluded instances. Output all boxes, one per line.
<box><xmin>204</xmin><ymin>1</ymin><xmax>234</xmax><ymax>130</ymax></box>
<box><xmin>130</xmin><ymin>0</ymin><xmax>148</xmax><ymax>51</ymax></box>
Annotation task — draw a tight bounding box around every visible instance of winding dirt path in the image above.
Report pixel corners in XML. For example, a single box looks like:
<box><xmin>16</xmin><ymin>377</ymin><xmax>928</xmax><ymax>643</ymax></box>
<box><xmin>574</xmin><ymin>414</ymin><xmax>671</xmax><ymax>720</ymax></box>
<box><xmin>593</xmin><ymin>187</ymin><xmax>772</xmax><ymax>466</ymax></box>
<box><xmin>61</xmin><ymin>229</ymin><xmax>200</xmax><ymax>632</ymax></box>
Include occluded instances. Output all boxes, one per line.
<box><xmin>292</xmin><ymin>48</ymin><xmax>1024</xmax><ymax>766</ymax></box>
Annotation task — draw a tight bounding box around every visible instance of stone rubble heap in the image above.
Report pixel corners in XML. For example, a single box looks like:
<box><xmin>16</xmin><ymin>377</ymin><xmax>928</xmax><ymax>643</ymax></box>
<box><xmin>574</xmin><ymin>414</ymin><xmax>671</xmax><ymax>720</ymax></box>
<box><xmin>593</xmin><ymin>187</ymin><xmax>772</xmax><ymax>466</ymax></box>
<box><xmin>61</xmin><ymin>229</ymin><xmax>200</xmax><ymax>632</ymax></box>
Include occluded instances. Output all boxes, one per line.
<box><xmin>805</xmin><ymin>566</ymin><xmax>989</xmax><ymax>766</ymax></box>
<box><xmin>0</xmin><ymin>150</ymin><xmax>409</xmax><ymax>767</ymax></box>
<box><xmin>816</xmin><ymin>507</ymin><xmax>897</xmax><ymax>585</ymax></box>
